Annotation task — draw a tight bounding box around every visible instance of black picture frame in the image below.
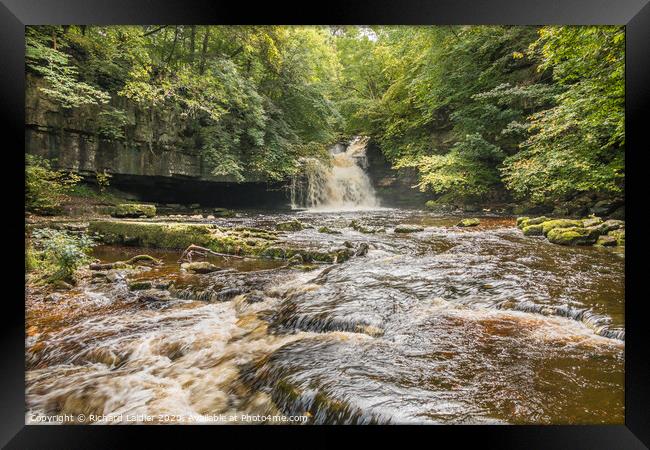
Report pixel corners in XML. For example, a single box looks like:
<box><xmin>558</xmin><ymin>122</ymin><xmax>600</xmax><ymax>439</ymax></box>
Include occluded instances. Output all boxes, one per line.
<box><xmin>3</xmin><ymin>0</ymin><xmax>649</xmax><ymax>447</ymax></box>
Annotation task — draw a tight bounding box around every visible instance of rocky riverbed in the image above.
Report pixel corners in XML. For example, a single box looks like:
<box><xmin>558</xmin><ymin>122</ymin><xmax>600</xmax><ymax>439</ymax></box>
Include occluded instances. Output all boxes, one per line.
<box><xmin>25</xmin><ymin>208</ymin><xmax>624</xmax><ymax>424</ymax></box>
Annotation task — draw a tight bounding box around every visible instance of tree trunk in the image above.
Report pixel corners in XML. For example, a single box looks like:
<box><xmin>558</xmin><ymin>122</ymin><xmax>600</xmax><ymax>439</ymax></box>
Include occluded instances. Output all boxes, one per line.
<box><xmin>199</xmin><ymin>28</ymin><xmax>209</xmax><ymax>74</ymax></box>
<box><xmin>189</xmin><ymin>25</ymin><xmax>196</xmax><ymax>64</ymax></box>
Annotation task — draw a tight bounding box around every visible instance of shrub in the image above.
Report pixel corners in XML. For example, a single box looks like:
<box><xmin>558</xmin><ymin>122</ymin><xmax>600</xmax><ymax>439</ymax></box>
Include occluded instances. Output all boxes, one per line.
<box><xmin>29</xmin><ymin>228</ymin><xmax>95</xmax><ymax>283</ymax></box>
<box><xmin>26</xmin><ymin>155</ymin><xmax>81</xmax><ymax>215</ymax></box>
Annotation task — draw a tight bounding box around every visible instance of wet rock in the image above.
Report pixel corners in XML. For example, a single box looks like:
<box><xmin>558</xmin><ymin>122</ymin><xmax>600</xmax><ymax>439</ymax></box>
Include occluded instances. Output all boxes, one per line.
<box><xmin>45</xmin><ymin>293</ymin><xmax>65</xmax><ymax>302</ymax></box>
<box><xmin>394</xmin><ymin>224</ymin><xmax>424</xmax><ymax>233</ymax></box>
<box><xmin>137</xmin><ymin>290</ymin><xmax>171</xmax><ymax>302</ymax></box>
<box><xmin>343</xmin><ymin>241</ymin><xmax>354</xmax><ymax>248</ymax></box>
<box><xmin>287</xmin><ymin>254</ymin><xmax>304</xmax><ymax>266</ymax></box>
<box><xmin>216</xmin><ymin>287</ymin><xmax>243</xmax><ymax>301</ymax></box>
<box><xmin>213</xmin><ymin>208</ymin><xmax>235</xmax><ymax>218</ymax></box>
<box><xmin>112</xmin><ymin>204</ymin><xmax>156</xmax><ymax>218</ymax></box>
<box><xmin>596</xmin><ymin>219</ymin><xmax>625</xmax><ymax>234</ymax></box>
<box><xmin>456</xmin><ymin>218</ymin><xmax>480</xmax><ymax>227</ymax></box>
<box><xmin>595</xmin><ymin>235</ymin><xmax>618</xmax><ymax>247</ymax></box>
<box><xmin>318</xmin><ymin>226</ymin><xmax>342</xmax><ymax>235</ymax></box>
<box><xmin>608</xmin><ymin>228</ymin><xmax>625</xmax><ymax>246</ymax></box>
<box><xmin>181</xmin><ymin>261</ymin><xmax>221</xmax><ymax>274</ymax></box>
<box><xmin>350</xmin><ymin>220</ymin><xmax>384</xmax><ymax>234</ymax></box>
<box><xmin>245</xmin><ymin>293</ymin><xmax>266</xmax><ymax>303</ymax></box>
<box><xmin>541</xmin><ymin>219</ymin><xmax>583</xmax><ymax>236</ymax></box>
<box><xmin>128</xmin><ymin>280</ymin><xmax>153</xmax><ymax>291</ymax></box>
<box><xmin>516</xmin><ymin>216</ymin><xmax>549</xmax><ymax>229</ymax></box>
<box><xmin>547</xmin><ymin>227</ymin><xmax>599</xmax><ymax>246</ymax></box>
<box><xmin>522</xmin><ymin>224</ymin><xmax>544</xmax><ymax>236</ymax></box>
<box><xmin>355</xmin><ymin>242</ymin><xmax>369</xmax><ymax>257</ymax></box>
<box><xmin>276</xmin><ymin>220</ymin><xmax>304</xmax><ymax>232</ymax></box>
<box><xmin>582</xmin><ymin>216</ymin><xmax>604</xmax><ymax>227</ymax></box>
<box><xmin>461</xmin><ymin>204</ymin><xmax>480</xmax><ymax>213</ymax></box>
<box><xmin>52</xmin><ymin>280</ymin><xmax>73</xmax><ymax>290</ymax></box>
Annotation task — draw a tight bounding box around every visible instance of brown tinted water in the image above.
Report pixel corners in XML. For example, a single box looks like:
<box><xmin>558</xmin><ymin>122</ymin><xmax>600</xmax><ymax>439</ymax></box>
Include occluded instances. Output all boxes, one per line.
<box><xmin>25</xmin><ymin>209</ymin><xmax>624</xmax><ymax>424</ymax></box>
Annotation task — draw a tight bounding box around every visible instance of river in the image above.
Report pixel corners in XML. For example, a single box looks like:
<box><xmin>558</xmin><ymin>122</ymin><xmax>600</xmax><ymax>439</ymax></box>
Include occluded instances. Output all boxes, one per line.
<box><xmin>25</xmin><ymin>208</ymin><xmax>624</xmax><ymax>424</ymax></box>
<box><xmin>25</xmin><ymin>138</ymin><xmax>624</xmax><ymax>424</ymax></box>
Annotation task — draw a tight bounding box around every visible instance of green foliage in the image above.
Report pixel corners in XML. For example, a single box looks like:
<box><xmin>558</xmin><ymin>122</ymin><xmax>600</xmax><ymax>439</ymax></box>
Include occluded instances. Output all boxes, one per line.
<box><xmin>502</xmin><ymin>26</ymin><xmax>625</xmax><ymax>204</ymax></box>
<box><xmin>26</xmin><ymin>155</ymin><xmax>81</xmax><ymax>215</ymax></box>
<box><xmin>95</xmin><ymin>170</ymin><xmax>112</xmax><ymax>193</ymax></box>
<box><xmin>24</xmin><ymin>25</ymin><xmax>624</xmax><ymax>205</ymax></box>
<box><xmin>97</xmin><ymin>108</ymin><xmax>133</xmax><ymax>141</ymax></box>
<box><xmin>28</xmin><ymin>228</ymin><xmax>95</xmax><ymax>282</ymax></box>
<box><xmin>26</xmin><ymin>27</ymin><xmax>110</xmax><ymax>108</ymax></box>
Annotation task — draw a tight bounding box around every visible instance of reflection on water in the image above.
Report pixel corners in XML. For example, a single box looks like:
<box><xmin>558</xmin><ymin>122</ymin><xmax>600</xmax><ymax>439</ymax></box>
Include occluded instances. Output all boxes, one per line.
<box><xmin>26</xmin><ymin>210</ymin><xmax>624</xmax><ymax>424</ymax></box>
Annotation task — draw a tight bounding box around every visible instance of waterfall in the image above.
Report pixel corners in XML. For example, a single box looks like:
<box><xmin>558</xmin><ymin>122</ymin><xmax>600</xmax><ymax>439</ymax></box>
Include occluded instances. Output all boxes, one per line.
<box><xmin>291</xmin><ymin>136</ymin><xmax>379</xmax><ymax>211</ymax></box>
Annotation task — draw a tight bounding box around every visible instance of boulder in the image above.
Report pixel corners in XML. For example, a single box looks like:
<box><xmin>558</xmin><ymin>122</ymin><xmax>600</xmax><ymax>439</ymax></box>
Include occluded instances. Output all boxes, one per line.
<box><xmin>547</xmin><ymin>227</ymin><xmax>600</xmax><ymax>246</ymax></box>
<box><xmin>128</xmin><ymin>280</ymin><xmax>153</xmax><ymax>291</ymax></box>
<box><xmin>287</xmin><ymin>254</ymin><xmax>304</xmax><ymax>266</ymax></box>
<box><xmin>276</xmin><ymin>220</ymin><xmax>304</xmax><ymax>231</ymax></box>
<box><xmin>355</xmin><ymin>242</ymin><xmax>369</xmax><ymax>257</ymax></box>
<box><xmin>582</xmin><ymin>216</ymin><xmax>604</xmax><ymax>227</ymax></box>
<box><xmin>350</xmin><ymin>220</ymin><xmax>384</xmax><ymax>234</ymax></box>
<box><xmin>112</xmin><ymin>204</ymin><xmax>156</xmax><ymax>218</ymax></box>
<box><xmin>522</xmin><ymin>224</ymin><xmax>544</xmax><ymax>236</ymax></box>
<box><xmin>541</xmin><ymin>219</ymin><xmax>583</xmax><ymax>236</ymax></box>
<box><xmin>457</xmin><ymin>218</ymin><xmax>480</xmax><ymax>227</ymax></box>
<box><xmin>181</xmin><ymin>261</ymin><xmax>221</xmax><ymax>274</ymax></box>
<box><xmin>517</xmin><ymin>216</ymin><xmax>549</xmax><ymax>229</ymax></box>
<box><xmin>590</xmin><ymin>198</ymin><xmax>624</xmax><ymax>216</ymax></box>
<box><xmin>596</xmin><ymin>219</ymin><xmax>625</xmax><ymax>234</ymax></box>
<box><xmin>608</xmin><ymin>228</ymin><xmax>625</xmax><ymax>246</ymax></box>
<box><xmin>394</xmin><ymin>224</ymin><xmax>425</xmax><ymax>233</ymax></box>
<box><xmin>595</xmin><ymin>235</ymin><xmax>618</xmax><ymax>247</ymax></box>
<box><xmin>318</xmin><ymin>226</ymin><xmax>342</xmax><ymax>235</ymax></box>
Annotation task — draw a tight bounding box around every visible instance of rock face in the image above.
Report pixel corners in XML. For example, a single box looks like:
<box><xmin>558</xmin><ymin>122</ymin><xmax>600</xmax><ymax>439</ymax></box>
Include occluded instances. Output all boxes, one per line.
<box><xmin>25</xmin><ymin>74</ymin><xmax>288</xmax><ymax>207</ymax></box>
<box><xmin>112</xmin><ymin>204</ymin><xmax>156</xmax><ymax>218</ymax></box>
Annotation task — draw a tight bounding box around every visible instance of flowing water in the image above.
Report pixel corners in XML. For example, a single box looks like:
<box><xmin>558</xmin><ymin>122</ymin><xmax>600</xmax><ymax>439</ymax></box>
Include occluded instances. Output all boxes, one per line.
<box><xmin>25</xmin><ymin>209</ymin><xmax>624</xmax><ymax>425</ymax></box>
<box><xmin>290</xmin><ymin>137</ymin><xmax>379</xmax><ymax>211</ymax></box>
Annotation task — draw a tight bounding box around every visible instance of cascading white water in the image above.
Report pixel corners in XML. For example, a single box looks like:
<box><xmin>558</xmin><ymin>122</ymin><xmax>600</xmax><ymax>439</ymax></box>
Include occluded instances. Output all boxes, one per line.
<box><xmin>291</xmin><ymin>136</ymin><xmax>379</xmax><ymax>211</ymax></box>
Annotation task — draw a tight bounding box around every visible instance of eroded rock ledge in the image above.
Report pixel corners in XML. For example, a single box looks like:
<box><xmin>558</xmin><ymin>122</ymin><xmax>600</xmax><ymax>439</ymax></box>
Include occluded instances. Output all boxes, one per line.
<box><xmin>88</xmin><ymin>220</ymin><xmax>363</xmax><ymax>264</ymax></box>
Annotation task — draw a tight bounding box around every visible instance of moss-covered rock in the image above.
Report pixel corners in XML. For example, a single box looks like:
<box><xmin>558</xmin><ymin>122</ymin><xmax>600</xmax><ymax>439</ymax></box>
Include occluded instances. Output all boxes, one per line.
<box><xmin>517</xmin><ymin>216</ymin><xmax>549</xmax><ymax>229</ymax></box>
<box><xmin>582</xmin><ymin>216</ymin><xmax>604</xmax><ymax>227</ymax></box>
<box><xmin>547</xmin><ymin>227</ymin><xmax>599</xmax><ymax>246</ymax></box>
<box><xmin>128</xmin><ymin>280</ymin><xmax>153</xmax><ymax>291</ymax></box>
<box><xmin>608</xmin><ymin>228</ymin><xmax>625</xmax><ymax>246</ymax></box>
<box><xmin>350</xmin><ymin>220</ymin><xmax>384</xmax><ymax>234</ymax></box>
<box><xmin>112</xmin><ymin>204</ymin><xmax>156</xmax><ymax>218</ymax></box>
<box><xmin>541</xmin><ymin>219</ymin><xmax>583</xmax><ymax>236</ymax></box>
<box><xmin>597</xmin><ymin>219</ymin><xmax>625</xmax><ymax>234</ymax></box>
<box><xmin>181</xmin><ymin>261</ymin><xmax>221</xmax><ymax>273</ymax></box>
<box><xmin>595</xmin><ymin>235</ymin><xmax>617</xmax><ymax>247</ymax></box>
<box><xmin>516</xmin><ymin>216</ymin><xmax>530</xmax><ymax>228</ymax></box>
<box><xmin>522</xmin><ymin>224</ymin><xmax>544</xmax><ymax>236</ymax></box>
<box><xmin>276</xmin><ymin>220</ymin><xmax>304</xmax><ymax>231</ymax></box>
<box><xmin>457</xmin><ymin>218</ymin><xmax>480</xmax><ymax>227</ymax></box>
<box><xmin>394</xmin><ymin>224</ymin><xmax>425</xmax><ymax>233</ymax></box>
<box><xmin>318</xmin><ymin>226</ymin><xmax>342</xmax><ymax>235</ymax></box>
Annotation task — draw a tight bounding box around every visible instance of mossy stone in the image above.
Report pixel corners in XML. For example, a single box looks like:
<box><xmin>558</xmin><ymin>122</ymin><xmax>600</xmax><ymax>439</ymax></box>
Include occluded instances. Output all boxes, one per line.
<box><xmin>112</xmin><ymin>204</ymin><xmax>156</xmax><ymax>218</ymax></box>
<box><xmin>394</xmin><ymin>224</ymin><xmax>425</xmax><ymax>233</ymax></box>
<box><xmin>457</xmin><ymin>218</ymin><xmax>480</xmax><ymax>227</ymax></box>
<box><xmin>541</xmin><ymin>219</ymin><xmax>583</xmax><ymax>236</ymax></box>
<box><xmin>522</xmin><ymin>224</ymin><xmax>544</xmax><ymax>236</ymax></box>
<box><xmin>547</xmin><ymin>226</ymin><xmax>599</xmax><ymax>246</ymax></box>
